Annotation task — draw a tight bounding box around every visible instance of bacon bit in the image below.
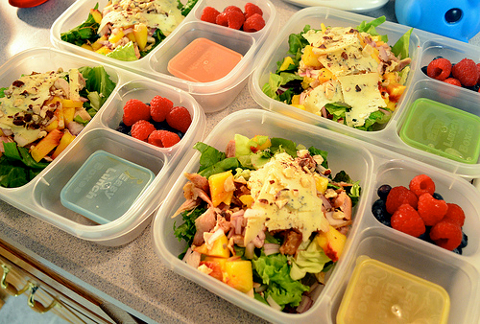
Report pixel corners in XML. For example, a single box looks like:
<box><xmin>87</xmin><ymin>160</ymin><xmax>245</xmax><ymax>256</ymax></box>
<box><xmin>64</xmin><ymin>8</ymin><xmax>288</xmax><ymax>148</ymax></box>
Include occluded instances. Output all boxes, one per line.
<box><xmin>341</xmin><ymin>52</ymin><xmax>348</xmax><ymax>60</ymax></box>
<box><xmin>355</xmin><ymin>84</ymin><xmax>361</xmax><ymax>92</ymax></box>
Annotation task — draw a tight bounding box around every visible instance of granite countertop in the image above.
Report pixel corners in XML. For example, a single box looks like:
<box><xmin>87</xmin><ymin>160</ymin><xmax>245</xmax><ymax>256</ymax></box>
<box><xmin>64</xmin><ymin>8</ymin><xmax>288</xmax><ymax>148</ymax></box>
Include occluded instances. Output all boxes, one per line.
<box><xmin>0</xmin><ymin>1</ymin><xmax>479</xmax><ymax>323</ymax></box>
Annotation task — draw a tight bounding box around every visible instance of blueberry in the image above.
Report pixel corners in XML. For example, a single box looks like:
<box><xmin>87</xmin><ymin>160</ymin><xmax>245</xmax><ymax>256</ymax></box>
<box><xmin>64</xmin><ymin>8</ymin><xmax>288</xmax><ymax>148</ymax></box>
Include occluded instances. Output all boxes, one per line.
<box><xmin>421</xmin><ymin>66</ymin><xmax>428</xmax><ymax>75</ymax></box>
<box><xmin>432</xmin><ymin>192</ymin><xmax>444</xmax><ymax>200</ymax></box>
<box><xmin>433</xmin><ymin>55</ymin><xmax>444</xmax><ymax>60</ymax></box>
<box><xmin>452</xmin><ymin>247</ymin><xmax>463</xmax><ymax>255</ymax></box>
<box><xmin>116</xmin><ymin>121</ymin><xmax>130</xmax><ymax>134</ymax></box>
<box><xmin>377</xmin><ymin>184</ymin><xmax>392</xmax><ymax>200</ymax></box>
<box><xmin>459</xmin><ymin>231</ymin><xmax>468</xmax><ymax>249</ymax></box>
<box><xmin>372</xmin><ymin>199</ymin><xmax>391</xmax><ymax>226</ymax></box>
<box><xmin>418</xmin><ymin>226</ymin><xmax>433</xmax><ymax>243</ymax></box>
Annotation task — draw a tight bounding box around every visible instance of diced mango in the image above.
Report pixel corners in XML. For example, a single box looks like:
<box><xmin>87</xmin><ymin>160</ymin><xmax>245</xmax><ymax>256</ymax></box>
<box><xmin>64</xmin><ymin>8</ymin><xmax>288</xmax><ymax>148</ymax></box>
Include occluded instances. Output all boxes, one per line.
<box><xmin>133</xmin><ymin>23</ymin><xmax>148</xmax><ymax>51</ymax></box>
<box><xmin>317</xmin><ymin>68</ymin><xmax>334</xmax><ymax>84</ymax></box>
<box><xmin>30</xmin><ymin>129</ymin><xmax>63</xmax><ymax>162</ymax></box>
<box><xmin>53</xmin><ymin>106</ymin><xmax>65</xmax><ymax>130</ymax></box>
<box><xmin>223</xmin><ymin>260</ymin><xmax>253</xmax><ymax>293</ymax></box>
<box><xmin>81</xmin><ymin>44</ymin><xmax>94</xmax><ymax>51</ymax></box>
<box><xmin>291</xmin><ymin>104</ymin><xmax>306</xmax><ymax>110</ymax></box>
<box><xmin>251</xmin><ymin>135</ymin><xmax>271</xmax><ymax>151</ymax></box>
<box><xmin>91</xmin><ymin>35</ymin><xmax>107</xmax><ymax>51</ymax></box>
<box><xmin>279</xmin><ymin>56</ymin><xmax>295</xmax><ymax>71</ymax></box>
<box><xmin>193</xmin><ymin>234</ymin><xmax>230</xmax><ymax>258</ymax></box>
<box><xmin>95</xmin><ymin>46</ymin><xmax>112</xmax><ymax>55</ymax></box>
<box><xmin>44</xmin><ymin>120</ymin><xmax>59</xmax><ymax>133</ymax></box>
<box><xmin>314</xmin><ymin>173</ymin><xmax>329</xmax><ymax>195</ymax></box>
<box><xmin>126</xmin><ymin>31</ymin><xmax>136</xmax><ymax>43</ymax></box>
<box><xmin>208</xmin><ymin>171</ymin><xmax>235</xmax><ymax>207</ymax></box>
<box><xmin>109</xmin><ymin>28</ymin><xmax>125</xmax><ymax>44</ymax></box>
<box><xmin>387</xmin><ymin>83</ymin><xmax>406</xmax><ymax>103</ymax></box>
<box><xmin>302</xmin><ymin>45</ymin><xmax>322</xmax><ymax>67</ymax></box>
<box><xmin>315</xmin><ymin>225</ymin><xmax>347</xmax><ymax>262</ymax></box>
<box><xmin>51</xmin><ymin>130</ymin><xmax>76</xmax><ymax>159</ymax></box>
<box><xmin>239</xmin><ymin>195</ymin><xmax>254</xmax><ymax>208</ymax></box>
<box><xmin>89</xmin><ymin>8</ymin><xmax>103</xmax><ymax>24</ymax></box>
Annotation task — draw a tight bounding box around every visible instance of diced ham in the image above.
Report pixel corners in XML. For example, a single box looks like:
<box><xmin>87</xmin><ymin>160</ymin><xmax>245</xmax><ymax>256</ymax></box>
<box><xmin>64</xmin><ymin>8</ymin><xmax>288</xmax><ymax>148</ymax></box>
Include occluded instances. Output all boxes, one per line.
<box><xmin>225</xmin><ymin>139</ymin><xmax>236</xmax><ymax>158</ymax></box>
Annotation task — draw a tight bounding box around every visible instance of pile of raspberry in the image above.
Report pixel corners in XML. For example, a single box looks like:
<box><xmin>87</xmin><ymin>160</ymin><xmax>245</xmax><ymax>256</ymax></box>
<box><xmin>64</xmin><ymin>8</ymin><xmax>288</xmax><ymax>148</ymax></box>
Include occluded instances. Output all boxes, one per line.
<box><xmin>424</xmin><ymin>56</ymin><xmax>480</xmax><ymax>92</ymax></box>
<box><xmin>372</xmin><ymin>174</ymin><xmax>468</xmax><ymax>253</ymax></box>
<box><xmin>118</xmin><ymin>96</ymin><xmax>192</xmax><ymax>148</ymax></box>
<box><xmin>200</xmin><ymin>3</ymin><xmax>265</xmax><ymax>32</ymax></box>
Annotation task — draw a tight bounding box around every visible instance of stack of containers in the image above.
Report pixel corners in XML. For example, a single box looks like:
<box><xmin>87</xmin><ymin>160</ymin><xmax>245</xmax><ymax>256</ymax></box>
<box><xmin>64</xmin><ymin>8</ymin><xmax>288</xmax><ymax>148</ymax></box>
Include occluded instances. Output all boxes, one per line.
<box><xmin>51</xmin><ymin>0</ymin><xmax>278</xmax><ymax>112</ymax></box>
<box><xmin>151</xmin><ymin>7</ymin><xmax>480</xmax><ymax>324</ymax></box>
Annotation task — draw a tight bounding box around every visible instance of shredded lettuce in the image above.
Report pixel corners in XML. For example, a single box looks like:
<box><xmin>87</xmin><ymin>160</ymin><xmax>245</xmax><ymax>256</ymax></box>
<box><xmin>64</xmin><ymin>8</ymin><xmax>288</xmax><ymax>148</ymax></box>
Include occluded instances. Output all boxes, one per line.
<box><xmin>253</xmin><ymin>253</ymin><xmax>309</xmax><ymax>309</ymax></box>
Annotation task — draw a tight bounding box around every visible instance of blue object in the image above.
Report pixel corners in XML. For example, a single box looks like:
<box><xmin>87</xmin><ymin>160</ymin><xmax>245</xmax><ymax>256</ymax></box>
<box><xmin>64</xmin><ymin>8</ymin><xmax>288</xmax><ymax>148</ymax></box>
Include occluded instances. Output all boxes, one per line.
<box><xmin>395</xmin><ymin>0</ymin><xmax>480</xmax><ymax>42</ymax></box>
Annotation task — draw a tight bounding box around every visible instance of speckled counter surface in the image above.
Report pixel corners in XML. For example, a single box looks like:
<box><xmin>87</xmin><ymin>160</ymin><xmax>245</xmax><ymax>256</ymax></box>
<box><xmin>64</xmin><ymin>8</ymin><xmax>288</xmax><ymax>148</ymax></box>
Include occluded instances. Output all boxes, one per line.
<box><xmin>0</xmin><ymin>1</ymin><xmax>479</xmax><ymax>323</ymax></box>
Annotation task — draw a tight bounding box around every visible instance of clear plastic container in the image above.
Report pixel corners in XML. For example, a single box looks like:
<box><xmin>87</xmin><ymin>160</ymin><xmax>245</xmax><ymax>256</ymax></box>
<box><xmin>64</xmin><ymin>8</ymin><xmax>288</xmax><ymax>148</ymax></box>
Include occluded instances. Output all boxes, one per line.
<box><xmin>0</xmin><ymin>48</ymin><xmax>206</xmax><ymax>246</ymax></box>
<box><xmin>50</xmin><ymin>0</ymin><xmax>278</xmax><ymax>113</ymax></box>
<box><xmin>249</xmin><ymin>7</ymin><xmax>480</xmax><ymax>178</ymax></box>
<box><xmin>152</xmin><ymin>109</ymin><xmax>480</xmax><ymax>324</ymax></box>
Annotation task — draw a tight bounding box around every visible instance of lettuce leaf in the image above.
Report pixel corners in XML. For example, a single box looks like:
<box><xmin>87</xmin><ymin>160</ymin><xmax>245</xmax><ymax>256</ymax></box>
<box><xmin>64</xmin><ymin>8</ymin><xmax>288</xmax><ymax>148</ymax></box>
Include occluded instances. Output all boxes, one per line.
<box><xmin>289</xmin><ymin>239</ymin><xmax>332</xmax><ymax>280</ymax></box>
<box><xmin>253</xmin><ymin>253</ymin><xmax>309</xmax><ymax>309</ymax></box>
<box><xmin>106</xmin><ymin>41</ymin><xmax>138</xmax><ymax>61</ymax></box>
<box><xmin>392</xmin><ymin>28</ymin><xmax>413</xmax><ymax>60</ymax></box>
<box><xmin>60</xmin><ymin>3</ymin><xmax>99</xmax><ymax>46</ymax></box>
<box><xmin>356</xmin><ymin>16</ymin><xmax>388</xmax><ymax>42</ymax></box>
<box><xmin>173</xmin><ymin>206</ymin><xmax>207</xmax><ymax>259</ymax></box>
<box><xmin>193</xmin><ymin>142</ymin><xmax>239</xmax><ymax>178</ymax></box>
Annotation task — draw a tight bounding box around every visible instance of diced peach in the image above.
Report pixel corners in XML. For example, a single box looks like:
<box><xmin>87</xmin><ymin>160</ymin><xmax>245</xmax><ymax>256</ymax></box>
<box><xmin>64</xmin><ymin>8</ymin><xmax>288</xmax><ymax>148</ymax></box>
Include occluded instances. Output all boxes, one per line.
<box><xmin>223</xmin><ymin>260</ymin><xmax>253</xmax><ymax>293</ymax></box>
<box><xmin>30</xmin><ymin>129</ymin><xmax>63</xmax><ymax>162</ymax></box>
<box><xmin>302</xmin><ymin>45</ymin><xmax>322</xmax><ymax>67</ymax></box>
<box><xmin>208</xmin><ymin>171</ymin><xmax>235</xmax><ymax>207</ymax></box>
<box><xmin>91</xmin><ymin>35</ymin><xmax>107</xmax><ymax>51</ymax></box>
<box><xmin>133</xmin><ymin>23</ymin><xmax>148</xmax><ymax>51</ymax></box>
<box><xmin>193</xmin><ymin>234</ymin><xmax>230</xmax><ymax>258</ymax></box>
<box><xmin>51</xmin><ymin>130</ymin><xmax>76</xmax><ymax>159</ymax></box>
<box><xmin>89</xmin><ymin>8</ymin><xmax>103</xmax><ymax>24</ymax></box>
<box><xmin>315</xmin><ymin>225</ymin><xmax>347</xmax><ymax>262</ymax></box>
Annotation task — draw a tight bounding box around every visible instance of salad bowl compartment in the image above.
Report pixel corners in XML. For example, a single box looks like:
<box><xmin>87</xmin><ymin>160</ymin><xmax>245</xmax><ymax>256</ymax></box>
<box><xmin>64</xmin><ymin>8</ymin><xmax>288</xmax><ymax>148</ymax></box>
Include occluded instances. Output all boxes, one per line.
<box><xmin>51</xmin><ymin>0</ymin><xmax>278</xmax><ymax>113</ymax></box>
<box><xmin>250</xmin><ymin>7</ymin><xmax>480</xmax><ymax>179</ymax></box>
<box><xmin>0</xmin><ymin>48</ymin><xmax>206</xmax><ymax>246</ymax></box>
<box><xmin>152</xmin><ymin>109</ymin><xmax>480</xmax><ymax>323</ymax></box>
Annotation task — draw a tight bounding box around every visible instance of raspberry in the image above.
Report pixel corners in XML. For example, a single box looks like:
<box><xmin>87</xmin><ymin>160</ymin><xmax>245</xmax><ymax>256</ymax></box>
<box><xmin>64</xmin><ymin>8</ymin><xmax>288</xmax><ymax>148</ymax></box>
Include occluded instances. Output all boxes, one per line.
<box><xmin>148</xmin><ymin>130</ymin><xmax>180</xmax><ymax>148</ymax></box>
<box><xmin>216</xmin><ymin>10</ymin><xmax>245</xmax><ymax>30</ymax></box>
<box><xmin>427</xmin><ymin>58</ymin><xmax>452</xmax><ymax>81</ymax></box>
<box><xmin>391</xmin><ymin>204</ymin><xmax>426</xmax><ymax>237</ymax></box>
<box><xmin>430</xmin><ymin>221</ymin><xmax>462</xmax><ymax>251</ymax></box>
<box><xmin>131</xmin><ymin>120</ymin><xmax>155</xmax><ymax>141</ymax></box>
<box><xmin>150</xmin><ymin>95</ymin><xmax>173</xmax><ymax>122</ymax></box>
<box><xmin>166</xmin><ymin>106</ymin><xmax>192</xmax><ymax>133</ymax></box>
<box><xmin>223</xmin><ymin>6</ymin><xmax>243</xmax><ymax>14</ymax></box>
<box><xmin>385</xmin><ymin>186</ymin><xmax>418</xmax><ymax>214</ymax></box>
<box><xmin>409</xmin><ymin>174</ymin><xmax>435</xmax><ymax>197</ymax></box>
<box><xmin>443</xmin><ymin>203</ymin><xmax>465</xmax><ymax>227</ymax></box>
<box><xmin>452</xmin><ymin>58</ymin><xmax>479</xmax><ymax>87</ymax></box>
<box><xmin>122</xmin><ymin>99</ymin><xmax>151</xmax><ymax>126</ymax></box>
<box><xmin>477</xmin><ymin>63</ymin><xmax>480</xmax><ymax>84</ymax></box>
<box><xmin>444</xmin><ymin>78</ymin><xmax>461</xmax><ymax>86</ymax></box>
<box><xmin>417</xmin><ymin>193</ymin><xmax>448</xmax><ymax>226</ymax></box>
<box><xmin>244</xmin><ymin>3</ymin><xmax>263</xmax><ymax>19</ymax></box>
<box><xmin>200</xmin><ymin>6</ymin><xmax>221</xmax><ymax>24</ymax></box>
<box><xmin>243</xmin><ymin>13</ymin><xmax>265</xmax><ymax>32</ymax></box>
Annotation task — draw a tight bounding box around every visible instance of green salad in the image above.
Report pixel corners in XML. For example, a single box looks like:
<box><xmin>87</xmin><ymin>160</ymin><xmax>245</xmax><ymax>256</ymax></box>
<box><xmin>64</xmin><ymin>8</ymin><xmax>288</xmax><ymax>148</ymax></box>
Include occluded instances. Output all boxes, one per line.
<box><xmin>263</xmin><ymin>17</ymin><xmax>413</xmax><ymax>131</ymax></box>
<box><xmin>173</xmin><ymin>134</ymin><xmax>361</xmax><ymax>313</ymax></box>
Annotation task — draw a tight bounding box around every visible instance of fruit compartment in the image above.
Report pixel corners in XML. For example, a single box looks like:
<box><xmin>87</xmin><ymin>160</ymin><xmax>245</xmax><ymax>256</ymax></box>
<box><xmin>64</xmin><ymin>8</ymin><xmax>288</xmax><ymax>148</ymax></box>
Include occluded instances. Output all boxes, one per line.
<box><xmin>0</xmin><ymin>48</ymin><xmax>206</xmax><ymax>245</ymax></box>
<box><xmin>51</xmin><ymin>0</ymin><xmax>278</xmax><ymax>113</ymax></box>
<box><xmin>249</xmin><ymin>6</ymin><xmax>480</xmax><ymax>179</ymax></box>
<box><xmin>100</xmin><ymin>79</ymin><xmax>202</xmax><ymax>152</ymax></box>
<box><xmin>370</xmin><ymin>160</ymin><xmax>480</xmax><ymax>257</ymax></box>
<box><xmin>329</xmin><ymin>227</ymin><xmax>480</xmax><ymax>324</ymax></box>
<box><xmin>152</xmin><ymin>109</ymin><xmax>377</xmax><ymax>323</ymax></box>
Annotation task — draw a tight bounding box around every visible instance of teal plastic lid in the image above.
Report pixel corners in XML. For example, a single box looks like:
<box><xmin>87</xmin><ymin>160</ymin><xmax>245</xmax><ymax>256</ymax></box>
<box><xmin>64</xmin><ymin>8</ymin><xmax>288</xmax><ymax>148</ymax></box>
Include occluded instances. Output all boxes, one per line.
<box><xmin>400</xmin><ymin>98</ymin><xmax>480</xmax><ymax>164</ymax></box>
<box><xmin>60</xmin><ymin>150</ymin><xmax>155</xmax><ymax>224</ymax></box>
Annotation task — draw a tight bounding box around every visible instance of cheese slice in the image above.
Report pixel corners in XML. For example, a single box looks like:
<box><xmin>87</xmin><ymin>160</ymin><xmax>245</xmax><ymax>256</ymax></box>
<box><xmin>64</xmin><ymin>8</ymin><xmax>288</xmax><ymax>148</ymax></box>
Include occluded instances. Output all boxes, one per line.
<box><xmin>303</xmin><ymin>79</ymin><xmax>344</xmax><ymax>114</ymax></box>
<box><xmin>337</xmin><ymin>73</ymin><xmax>387</xmax><ymax>127</ymax></box>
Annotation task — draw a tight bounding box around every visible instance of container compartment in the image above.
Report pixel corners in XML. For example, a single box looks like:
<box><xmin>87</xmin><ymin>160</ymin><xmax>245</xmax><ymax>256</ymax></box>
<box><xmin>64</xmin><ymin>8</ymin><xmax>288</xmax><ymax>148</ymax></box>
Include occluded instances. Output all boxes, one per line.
<box><xmin>51</xmin><ymin>0</ymin><xmax>278</xmax><ymax>113</ymax></box>
<box><xmin>330</xmin><ymin>228</ymin><xmax>480</xmax><ymax>324</ymax></box>
<box><xmin>249</xmin><ymin>6</ymin><xmax>421</xmax><ymax>133</ymax></box>
<box><xmin>371</xmin><ymin>160</ymin><xmax>480</xmax><ymax>256</ymax></box>
<box><xmin>0</xmin><ymin>48</ymin><xmax>206</xmax><ymax>245</ymax></box>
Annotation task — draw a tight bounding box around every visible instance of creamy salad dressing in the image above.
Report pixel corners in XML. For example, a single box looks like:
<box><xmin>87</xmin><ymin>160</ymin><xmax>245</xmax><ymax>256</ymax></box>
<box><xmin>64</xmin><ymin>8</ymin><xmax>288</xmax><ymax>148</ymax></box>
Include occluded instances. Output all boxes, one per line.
<box><xmin>100</xmin><ymin>0</ymin><xmax>184</xmax><ymax>36</ymax></box>
<box><xmin>301</xmin><ymin>27</ymin><xmax>387</xmax><ymax>127</ymax></box>
<box><xmin>244</xmin><ymin>152</ymin><xmax>330</xmax><ymax>246</ymax></box>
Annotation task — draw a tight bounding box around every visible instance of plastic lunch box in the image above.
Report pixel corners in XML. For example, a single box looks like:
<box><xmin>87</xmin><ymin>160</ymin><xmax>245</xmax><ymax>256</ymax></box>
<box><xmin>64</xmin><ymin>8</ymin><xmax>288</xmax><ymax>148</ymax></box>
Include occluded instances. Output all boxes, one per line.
<box><xmin>50</xmin><ymin>0</ymin><xmax>278</xmax><ymax>113</ymax></box>
<box><xmin>0</xmin><ymin>48</ymin><xmax>206</xmax><ymax>246</ymax></box>
<box><xmin>152</xmin><ymin>109</ymin><xmax>480</xmax><ymax>324</ymax></box>
<box><xmin>249</xmin><ymin>7</ymin><xmax>480</xmax><ymax>179</ymax></box>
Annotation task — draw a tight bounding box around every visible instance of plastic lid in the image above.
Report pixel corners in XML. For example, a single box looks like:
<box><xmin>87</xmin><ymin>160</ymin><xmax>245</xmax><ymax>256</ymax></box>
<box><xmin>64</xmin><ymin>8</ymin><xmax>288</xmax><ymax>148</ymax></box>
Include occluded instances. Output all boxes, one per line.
<box><xmin>167</xmin><ymin>38</ymin><xmax>243</xmax><ymax>82</ymax></box>
<box><xmin>337</xmin><ymin>256</ymin><xmax>450</xmax><ymax>324</ymax></box>
<box><xmin>400</xmin><ymin>98</ymin><xmax>480</xmax><ymax>164</ymax></box>
<box><xmin>60</xmin><ymin>150</ymin><xmax>155</xmax><ymax>224</ymax></box>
